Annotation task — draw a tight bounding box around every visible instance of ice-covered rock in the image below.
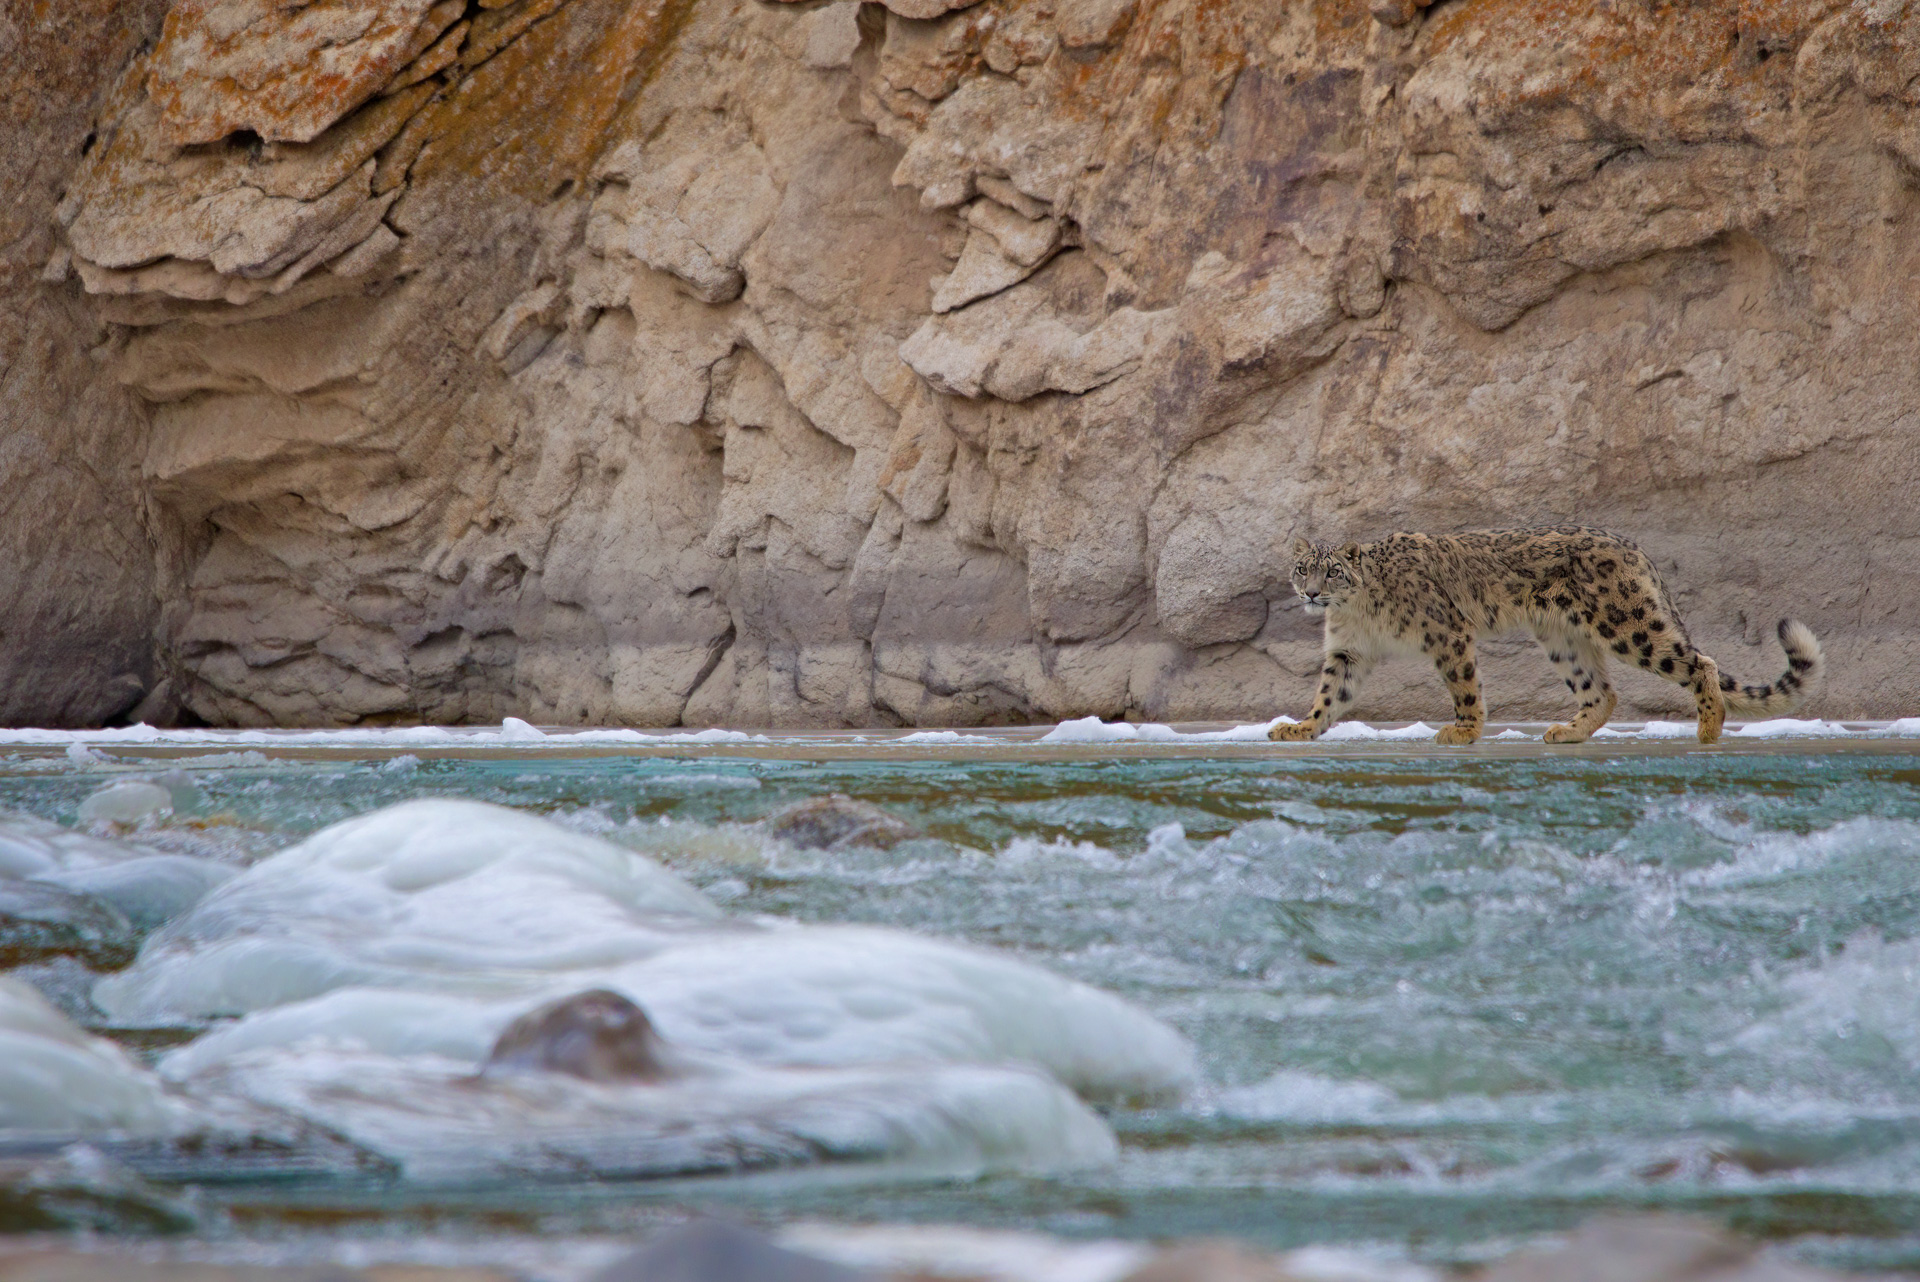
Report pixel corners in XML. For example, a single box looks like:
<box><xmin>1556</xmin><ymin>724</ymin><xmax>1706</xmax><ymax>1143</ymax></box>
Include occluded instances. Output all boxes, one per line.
<box><xmin>0</xmin><ymin>1143</ymin><xmax>201</xmax><ymax>1233</ymax></box>
<box><xmin>157</xmin><ymin>988</ymin><xmax>521</xmax><ymax>1077</ymax></box>
<box><xmin>103</xmin><ymin>801</ymin><xmax>1197</xmax><ymax>1102</ymax></box>
<box><xmin>106</xmin><ymin>798</ymin><xmax>1192</xmax><ymax>1181</ymax></box>
<box><xmin>76</xmin><ymin>781</ymin><xmax>174</xmax><ymax>826</ymax></box>
<box><xmin>1038</xmin><ymin>717</ymin><xmax>1291</xmax><ymax>744</ymax></box>
<box><xmin>191</xmin><ymin>1047</ymin><xmax>1115</xmax><ymax>1183</ymax></box>
<box><xmin>37</xmin><ymin>856</ymin><xmax>235</xmax><ymax>933</ymax></box>
<box><xmin>0</xmin><ymin>980</ymin><xmax>182</xmax><ymax>1136</ymax></box>
<box><xmin>175</xmin><ymin>996</ymin><xmax>1120</xmax><ymax>1186</ymax></box>
<box><xmin>599</xmin><ymin>925</ymin><xmax>1198</xmax><ymax>1103</ymax></box>
<box><xmin>156</xmin><ymin>924</ymin><xmax>1199</xmax><ymax>1104</ymax></box>
<box><xmin>0</xmin><ymin>810</ymin><xmax>234</xmax><ymax>940</ymax></box>
<box><xmin>0</xmin><ymin>811</ymin><xmax>163</xmax><ymax>878</ymax></box>
<box><xmin>95</xmin><ymin>799</ymin><xmax>723</xmax><ymax>1021</ymax></box>
<box><xmin>1319</xmin><ymin>722</ymin><xmax>1439</xmax><ymax>742</ymax></box>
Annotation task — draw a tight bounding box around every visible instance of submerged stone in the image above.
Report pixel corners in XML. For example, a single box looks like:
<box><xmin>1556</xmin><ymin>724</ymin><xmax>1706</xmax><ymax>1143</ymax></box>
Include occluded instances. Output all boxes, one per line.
<box><xmin>763</xmin><ymin>796</ymin><xmax>917</xmax><ymax>851</ymax></box>
<box><xmin>0</xmin><ymin>1143</ymin><xmax>200</xmax><ymax>1235</ymax></box>
<box><xmin>1475</xmin><ymin>1214</ymin><xmax>1822</xmax><ymax>1282</ymax></box>
<box><xmin>483</xmin><ymin>989</ymin><xmax>676</xmax><ymax>1084</ymax></box>
<box><xmin>0</xmin><ymin>881</ymin><xmax>137</xmax><ymax>970</ymax></box>
<box><xmin>595</xmin><ymin>1221</ymin><xmax>875</xmax><ymax>1282</ymax></box>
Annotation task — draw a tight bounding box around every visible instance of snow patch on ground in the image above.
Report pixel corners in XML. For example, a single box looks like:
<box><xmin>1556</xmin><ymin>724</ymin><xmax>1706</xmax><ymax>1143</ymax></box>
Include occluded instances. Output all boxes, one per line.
<box><xmin>0</xmin><ymin>720</ymin><xmax>769</xmax><ymax>749</ymax></box>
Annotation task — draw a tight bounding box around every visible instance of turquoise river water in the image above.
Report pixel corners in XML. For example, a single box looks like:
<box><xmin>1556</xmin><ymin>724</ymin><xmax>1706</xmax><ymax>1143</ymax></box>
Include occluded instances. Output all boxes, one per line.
<box><xmin>1</xmin><ymin>726</ymin><xmax>1918</xmax><ymax>1271</ymax></box>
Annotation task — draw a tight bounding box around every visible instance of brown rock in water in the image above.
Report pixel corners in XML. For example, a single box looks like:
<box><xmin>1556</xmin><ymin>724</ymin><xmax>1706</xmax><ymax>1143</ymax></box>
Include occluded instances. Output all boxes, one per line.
<box><xmin>9</xmin><ymin>0</ymin><xmax>1920</xmax><ymax>728</ymax></box>
<box><xmin>1471</xmin><ymin>1214</ymin><xmax>1836</xmax><ymax>1282</ymax></box>
<box><xmin>593</xmin><ymin>1222</ymin><xmax>877</xmax><ymax>1282</ymax></box>
<box><xmin>0</xmin><ymin>882</ymin><xmax>138</xmax><ymax>972</ymax></box>
<box><xmin>764</xmin><ymin>796</ymin><xmax>918</xmax><ymax>851</ymax></box>
<box><xmin>482</xmin><ymin>989</ymin><xmax>676</xmax><ymax>1084</ymax></box>
<box><xmin>1119</xmin><ymin>1242</ymin><xmax>1294</xmax><ymax>1282</ymax></box>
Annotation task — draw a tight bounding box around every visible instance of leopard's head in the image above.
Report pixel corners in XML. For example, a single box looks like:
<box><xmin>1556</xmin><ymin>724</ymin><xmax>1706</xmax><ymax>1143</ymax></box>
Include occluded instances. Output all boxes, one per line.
<box><xmin>1290</xmin><ymin>537</ymin><xmax>1362</xmax><ymax>616</ymax></box>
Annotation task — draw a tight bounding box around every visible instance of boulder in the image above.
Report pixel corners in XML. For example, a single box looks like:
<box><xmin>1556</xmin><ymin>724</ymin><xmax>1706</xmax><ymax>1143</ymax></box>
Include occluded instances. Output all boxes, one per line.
<box><xmin>763</xmin><ymin>796</ymin><xmax>918</xmax><ymax>851</ymax></box>
<box><xmin>482</xmin><ymin>989</ymin><xmax>677</xmax><ymax>1084</ymax></box>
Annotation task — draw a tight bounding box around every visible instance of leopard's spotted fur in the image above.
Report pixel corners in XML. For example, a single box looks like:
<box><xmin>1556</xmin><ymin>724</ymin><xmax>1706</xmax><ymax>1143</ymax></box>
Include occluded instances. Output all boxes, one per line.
<box><xmin>1270</xmin><ymin>526</ymin><xmax>1824</xmax><ymax>746</ymax></box>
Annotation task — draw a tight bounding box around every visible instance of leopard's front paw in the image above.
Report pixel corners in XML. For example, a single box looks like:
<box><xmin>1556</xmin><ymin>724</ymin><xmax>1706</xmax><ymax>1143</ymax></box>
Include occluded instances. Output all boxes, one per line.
<box><xmin>1434</xmin><ymin>723</ymin><xmax>1481</xmax><ymax>746</ymax></box>
<box><xmin>1268</xmin><ymin>722</ymin><xmax>1318</xmax><ymax>742</ymax></box>
<box><xmin>1543</xmin><ymin>723</ymin><xmax>1589</xmax><ymax>744</ymax></box>
<box><xmin>1696</xmin><ymin>721</ymin><xmax>1723</xmax><ymax>745</ymax></box>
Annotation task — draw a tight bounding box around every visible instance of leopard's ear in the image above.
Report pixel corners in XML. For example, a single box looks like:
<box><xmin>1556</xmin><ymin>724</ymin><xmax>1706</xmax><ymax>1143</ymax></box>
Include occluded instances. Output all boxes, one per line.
<box><xmin>1338</xmin><ymin>542</ymin><xmax>1361</xmax><ymax>564</ymax></box>
<box><xmin>1291</xmin><ymin>536</ymin><xmax>1311</xmax><ymax>559</ymax></box>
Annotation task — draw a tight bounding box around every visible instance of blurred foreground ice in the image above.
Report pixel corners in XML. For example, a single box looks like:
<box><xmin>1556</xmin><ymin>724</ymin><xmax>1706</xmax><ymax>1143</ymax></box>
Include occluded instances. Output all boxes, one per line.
<box><xmin>37</xmin><ymin>800</ymin><xmax>1196</xmax><ymax>1182</ymax></box>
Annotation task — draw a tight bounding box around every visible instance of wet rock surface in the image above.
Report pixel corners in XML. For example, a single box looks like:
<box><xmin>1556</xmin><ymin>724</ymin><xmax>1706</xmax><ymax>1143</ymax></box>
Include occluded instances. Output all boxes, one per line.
<box><xmin>0</xmin><ymin>882</ymin><xmax>137</xmax><ymax>972</ymax></box>
<box><xmin>763</xmin><ymin>796</ymin><xmax>919</xmax><ymax>851</ymax></box>
<box><xmin>0</xmin><ymin>1146</ymin><xmax>198</xmax><ymax>1235</ymax></box>
<box><xmin>482</xmin><ymin>989</ymin><xmax>678</xmax><ymax>1084</ymax></box>
<box><xmin>595</xmin><ymin>1222</ymin><xmax>876</xmax><ymax>1282</ymax></box>
<box><xmin>8</xmin><ymin>0</ymin><xmax>1920</xmax><ymax>729</ymax></box>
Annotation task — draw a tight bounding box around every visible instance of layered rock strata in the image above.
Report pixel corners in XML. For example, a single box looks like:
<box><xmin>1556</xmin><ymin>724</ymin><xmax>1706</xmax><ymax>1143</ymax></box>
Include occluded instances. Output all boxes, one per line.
<box><xmin>8</xmin><ymin>0</ymin><xmax>1919</xmax><ymax>725</ymax></box>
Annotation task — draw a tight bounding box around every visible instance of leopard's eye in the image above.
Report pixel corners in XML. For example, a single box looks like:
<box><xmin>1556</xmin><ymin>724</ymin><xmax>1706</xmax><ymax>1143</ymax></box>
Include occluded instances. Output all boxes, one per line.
<box><xmin>1328</xmin><ymin>566</ymin><xmax>1345</xmax><ymax>581</ymax></box>
<box><xmin>1293</xmin><ymin>564</ymin><xmax>1305</xmax><ymax>576</ymax></box>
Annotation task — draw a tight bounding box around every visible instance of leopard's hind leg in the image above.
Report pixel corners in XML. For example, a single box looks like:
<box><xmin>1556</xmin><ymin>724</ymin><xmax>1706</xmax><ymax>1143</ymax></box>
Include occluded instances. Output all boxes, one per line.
<box><xmin>1603</xmin><ymin>603</ymin><xmax>1725</xmax><ymax>744</ymax></box>
<box><xmin>1534</xmin><ymin>630</ymin><xmax>1616</xmax><ymax>744</ymax></box>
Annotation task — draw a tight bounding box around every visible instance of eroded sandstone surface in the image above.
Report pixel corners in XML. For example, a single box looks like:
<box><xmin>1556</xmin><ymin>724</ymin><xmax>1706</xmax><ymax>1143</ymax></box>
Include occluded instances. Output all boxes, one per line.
<box><xmin>5</xmin><ymin>0</ymin><xmax>1918</xmax><ymax>726</ymax></box>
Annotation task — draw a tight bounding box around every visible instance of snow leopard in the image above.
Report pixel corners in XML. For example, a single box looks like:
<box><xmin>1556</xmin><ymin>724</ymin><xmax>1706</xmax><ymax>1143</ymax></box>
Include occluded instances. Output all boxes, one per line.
<box><xmin>1269</xmin><ymin>526</ymin><xmax>1824</xmax><ymax>746</ymax></box>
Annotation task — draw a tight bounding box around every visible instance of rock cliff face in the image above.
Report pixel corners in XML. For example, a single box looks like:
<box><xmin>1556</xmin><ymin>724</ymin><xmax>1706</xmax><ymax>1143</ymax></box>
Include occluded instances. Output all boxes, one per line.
<box><xmin>6</xmin><ymin>0</ymin><xmax>1918</xmax><ymax>727</ymax></box>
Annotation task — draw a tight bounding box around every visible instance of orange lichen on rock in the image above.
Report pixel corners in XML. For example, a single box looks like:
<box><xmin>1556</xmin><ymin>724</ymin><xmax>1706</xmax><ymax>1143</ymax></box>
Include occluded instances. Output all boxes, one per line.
<box><xmin>400</xmin><ymin>0</ymin><xmax>698</xmax><ymax>199</ymax></box>
<box><xmin>147</xmin><ymin>0</ymin><xmax>456</xmax><ymax>145</ymax></box>
<box><xmin>1422</xmin><ymin>0</ymin><xmax>1839</xmax><ymax>138</ymax></box>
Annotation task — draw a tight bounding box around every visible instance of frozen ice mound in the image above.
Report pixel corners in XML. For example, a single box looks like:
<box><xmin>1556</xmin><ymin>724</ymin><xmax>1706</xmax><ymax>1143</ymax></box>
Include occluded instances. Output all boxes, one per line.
<box><xmin>602</xmin><ymin>925</ymin><xmax>1198</xmax><ymax>1101</ymax></box>
<box><xmin>0</xmin><ymin>811</ymin><xmax>233</xmax><ymax>937</ymax></box>
<box><xmin>0</xmin><ymin>810</ymin><xmax>167</xmax><ymax>878</ymax></box>
<box><xmin>95</xmin><ymin>799</ymin><xmax>725</xmax><ymax>1021</ymax></box>
<box><xmin>177</xmin><ymin>1045</ymin><xmax>1118</xmax><ymax>1183</ymax></box>
<box><xmin>1040</xmin><ymin>717</ymin><xmax>1291</xmax><ymax>744</ymax></box>
<box><xmin>1727</xmin><ymin>718</ymin><xmax>1851</xmax><ymax>738</ymax></box>
<box><xmin>1319</xmin><ymin>721</ymin><xmax>1437</xmax><ymax>742</ymax></box>
<box><xmin>36</xmin><ymin>856</ymin><xmax>234</xmax><ymax>933</ymax></box>
<box><xmin>1592</xmin><ymin>721</ymin><xmax>1697</xmax><ymax>739</ymax></box>
<box><xmin>0</xmin><ymin>979</ymin><xmax>182</xmax><ymax>1136</ymax></box>
<box><xmin>76</xmin><ymin>781</ymin><xmax>174</xmax><ymax>825</ymax></box>
<box><xmin>94</xmin><ymin>798</ymin><xmax>1193</xmax><ymax>1180</ymax></box>
<box><xmin>100</xmin><ymin>800</ymin><xmax>1195</xmax><ymax>1102</ymax></box>
<box><xmin>159</xmin><ymin>925</ymin><xmax>1199</xmax><ymax>1104</ymax></box>
<box><xmin>0</xmin><ymin>721</ymin><xmax>768</xmax><ymax>748</ymax></box>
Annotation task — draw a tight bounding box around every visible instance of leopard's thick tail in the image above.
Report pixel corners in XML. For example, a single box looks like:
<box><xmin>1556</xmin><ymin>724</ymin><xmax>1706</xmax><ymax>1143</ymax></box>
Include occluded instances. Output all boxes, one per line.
<box><xmin>1716</xmin><ymin>619</ymin><xmax>1824</xmax><ymax>716</ymax></box>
